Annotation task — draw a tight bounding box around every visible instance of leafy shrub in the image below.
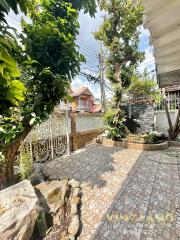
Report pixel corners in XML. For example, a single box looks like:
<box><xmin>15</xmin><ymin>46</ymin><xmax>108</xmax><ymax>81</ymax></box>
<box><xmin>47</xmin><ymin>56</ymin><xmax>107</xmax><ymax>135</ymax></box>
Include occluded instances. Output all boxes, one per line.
<box><xmin>19</xmin><ymin>146</ymin><xmax>32</xmax><ymax>180</ymax></box>
<box><xmin>125</xmin><ymin>133</ymin><xmax>164</xmax><ymax>144</ymax></box>
<box><xmin>103</xmin><ymin>109</ymin><xmax>129</xmax><ymax>140</ymax></box>
<box><xmin>143</xmin><ymin>133</ymin><xmax>160</xmax><ymax>144</ymax></box>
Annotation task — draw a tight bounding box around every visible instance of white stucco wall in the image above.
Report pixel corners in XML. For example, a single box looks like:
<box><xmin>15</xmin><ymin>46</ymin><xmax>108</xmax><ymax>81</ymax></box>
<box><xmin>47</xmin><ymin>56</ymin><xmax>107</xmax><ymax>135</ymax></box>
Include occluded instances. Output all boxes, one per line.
<box><xmin>154</xmin><ymin>110</ymin><xmax>179</xmax><ymax>135</ymax></box>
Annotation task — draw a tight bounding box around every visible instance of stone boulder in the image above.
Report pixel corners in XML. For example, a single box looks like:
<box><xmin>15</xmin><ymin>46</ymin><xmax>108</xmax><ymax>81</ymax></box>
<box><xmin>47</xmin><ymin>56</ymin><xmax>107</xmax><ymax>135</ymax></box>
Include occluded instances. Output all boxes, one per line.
<box><xmin>0</xmin><ymin>180</ymin><xmax>39</xmax><ymax>240</ymax></box>
<box><xmin>35</xmin><ymin>179</ymin><xmax>81</xmax><ymax>240</ymax></box>
<box><xmin>35</xmin><ymin>179</ymin><xmax>68</xmax><ymax>218</ymax></box>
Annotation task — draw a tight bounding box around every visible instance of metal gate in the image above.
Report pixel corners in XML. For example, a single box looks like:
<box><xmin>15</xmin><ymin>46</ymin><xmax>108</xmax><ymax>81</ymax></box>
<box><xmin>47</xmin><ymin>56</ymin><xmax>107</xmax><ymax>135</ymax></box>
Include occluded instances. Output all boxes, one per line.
<box><xmin>18</xmin><ymin>110</ymin><xmax>71</xmax><ymax>164</ymax></box>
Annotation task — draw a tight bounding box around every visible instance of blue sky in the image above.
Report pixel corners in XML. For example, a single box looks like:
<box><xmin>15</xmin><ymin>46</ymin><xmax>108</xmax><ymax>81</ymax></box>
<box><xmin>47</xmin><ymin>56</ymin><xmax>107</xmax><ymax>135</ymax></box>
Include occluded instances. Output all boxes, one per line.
<box><xmin>8</xmin><ymin>8</ymin><xmax>155</xmax><ymax>99</ymax></box>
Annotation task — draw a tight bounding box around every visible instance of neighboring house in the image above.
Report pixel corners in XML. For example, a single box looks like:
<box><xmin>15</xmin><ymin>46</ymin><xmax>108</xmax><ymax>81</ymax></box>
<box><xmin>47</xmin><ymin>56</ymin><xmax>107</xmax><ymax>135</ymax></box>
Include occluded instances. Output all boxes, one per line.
<box><xmin>70</xmin><ymin>86</ymin><xmax>101</xmax><ymax>113</ymax></box>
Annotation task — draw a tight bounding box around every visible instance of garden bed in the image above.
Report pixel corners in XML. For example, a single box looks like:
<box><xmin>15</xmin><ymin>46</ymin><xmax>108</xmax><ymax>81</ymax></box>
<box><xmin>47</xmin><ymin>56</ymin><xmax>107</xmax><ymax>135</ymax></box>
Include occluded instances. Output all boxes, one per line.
<box><xmin>96</xmin><ymin>137</ymin><xmax>169</xmax><ymax>151</ymax></box>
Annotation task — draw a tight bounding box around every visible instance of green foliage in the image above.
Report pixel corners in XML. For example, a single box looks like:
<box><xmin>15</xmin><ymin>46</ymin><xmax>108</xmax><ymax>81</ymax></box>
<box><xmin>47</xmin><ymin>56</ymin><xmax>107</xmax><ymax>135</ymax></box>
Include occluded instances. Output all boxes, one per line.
<box><xmin>126</xmin><ymin>133</ymin><xmax>163</xmax><ymax>144</ymax></box>
<box><xmin>95</xmin><ymin>0</ymin><xmax>144</xmax><ymax>85</ymax></box>
<box><xmin>0</xmin><ymin>0</ymin><xmax>31</xmax><ymax>21</ymax></box>
<box><xmin>1</xmin><ymin>0</ymin><xmax>97</xmax><ymax>120</ymax></box>
<box><xmin>67</xmin><ymin>0</ymin><xmax>97</xmax><ymax>16</ymax></box>
<box><xmin>19</xmin><ymin>146</ymin><xmax>32</xmax><ymax>180</ymax></box>
<box><xmin>0</xmin><ymin>116</ymin><xmax>24</xmax><ymax>146</ymax></box>
<box><xmin>104</xmin><ymin>109</ymin><xmax>129</xmax><ymax>139</ymax></box>
<box><xmin>18</xmin><ymin>0</ymin><xmax>85</xmax><ymax>123</ymax></box>
<box><xmin>127</xmin><ymin>71</ymin><xmax>162</xmax><ymax>102</ymax></box>
<box><xmin>0</xmin><ymin>0</ymin><xmax>32</xmax><ymax>115</ymax></box>
<box><xmin>143</xmin><ymin>133</ymin><xmax>159</xmax><ymax>144</ymax></box>
<box><xmin>0</xmin><ymin>42</ymin><xmax>26</xmax><ymax>114</ymax></box>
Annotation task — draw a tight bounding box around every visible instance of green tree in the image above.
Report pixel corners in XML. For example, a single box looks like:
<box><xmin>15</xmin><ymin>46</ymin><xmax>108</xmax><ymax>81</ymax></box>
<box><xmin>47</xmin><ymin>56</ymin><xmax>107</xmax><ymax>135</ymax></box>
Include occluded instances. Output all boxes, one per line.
<box><xmin>128</xmin><ymin>71</ymin><xmax>161</xmax><ymax>102</ymax></box>
<box><xmin>94</xmin><ymin>0</ymin><xmax>144</xmax><ymax>139</ymax></box>
<box><xmin>0</xmin><ymin>0</ymin><xmax>96</xmax><ymax>185</ymax></box>
<box><xmin>95</xmin><ymin>0</ymin><xmax>144</xmax><ymax>107</ymax></box>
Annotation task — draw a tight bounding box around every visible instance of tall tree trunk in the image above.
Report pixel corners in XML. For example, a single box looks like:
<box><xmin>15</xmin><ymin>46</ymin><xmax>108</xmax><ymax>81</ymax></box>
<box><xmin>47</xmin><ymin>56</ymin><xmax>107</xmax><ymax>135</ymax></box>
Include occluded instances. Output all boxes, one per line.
<box><xmin>115</xmin><ymin>63</ymin><xmax>122</xmax><ymax>87</ymax></box>
<box><xmin>2</xmin><ymin>126</ymin><xmax>32</xmax><ymax>187</ymax></box>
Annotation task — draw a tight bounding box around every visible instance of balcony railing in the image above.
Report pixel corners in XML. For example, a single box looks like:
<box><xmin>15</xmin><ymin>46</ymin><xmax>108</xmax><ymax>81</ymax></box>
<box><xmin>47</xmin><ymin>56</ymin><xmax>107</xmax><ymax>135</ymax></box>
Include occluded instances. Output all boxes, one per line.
<box><xmin>154</xmin><ymin>99</ymin><xmax>180</xmax><ymax>111</ymax></box>
<box><xmin>76</xmin><ymin>106</ymin><xmax>90</xmax><ymax>112</ymax></box>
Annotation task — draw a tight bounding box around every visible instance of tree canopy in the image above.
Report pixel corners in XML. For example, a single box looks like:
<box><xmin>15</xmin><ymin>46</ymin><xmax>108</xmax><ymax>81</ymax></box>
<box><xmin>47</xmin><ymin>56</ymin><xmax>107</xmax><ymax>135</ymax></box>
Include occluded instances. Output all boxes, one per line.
<box><xmin>19</xmin><ymin>0</ymin><xmax>85</xmax><ymax>123</ymax></box>
<box><xmin>95</xmin><ymin>0</ymin><xmax>144</xmax><ymax>106</ymax></box>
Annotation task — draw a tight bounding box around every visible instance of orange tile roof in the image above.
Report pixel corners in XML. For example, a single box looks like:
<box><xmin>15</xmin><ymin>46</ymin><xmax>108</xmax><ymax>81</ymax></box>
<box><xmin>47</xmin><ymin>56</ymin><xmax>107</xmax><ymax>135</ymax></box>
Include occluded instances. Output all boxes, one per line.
<box><xmin>71</xmin><ymin>86</ymin><xmax>93</xmax><ymax>97</ymax></box>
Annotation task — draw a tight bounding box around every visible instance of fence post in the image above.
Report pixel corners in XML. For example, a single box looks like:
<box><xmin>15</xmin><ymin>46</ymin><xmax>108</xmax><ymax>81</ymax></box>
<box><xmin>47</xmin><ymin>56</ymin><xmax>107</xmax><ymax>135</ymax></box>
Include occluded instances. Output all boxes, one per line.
<box><xmin>50</xmin><ymin>116</ymin><xmax>54</xmax><ymax>160</ymax></box>
<box><xmin>70</xmin><ymin>113</ymin><xmax>78</xmax><ymax>151</ymax></box>
<box><xmin>66</xmin><ymin>102</ymin><xmax>70</xmax><ymax>156</ymax></box>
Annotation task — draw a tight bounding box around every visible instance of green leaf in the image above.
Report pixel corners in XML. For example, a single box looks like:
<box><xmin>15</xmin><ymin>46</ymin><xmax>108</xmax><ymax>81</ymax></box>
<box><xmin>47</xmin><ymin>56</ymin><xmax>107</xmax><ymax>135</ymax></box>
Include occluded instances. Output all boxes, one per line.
<box><xmin>0</xmin><ymin>50</ymin><xmax>16</xmax><ymax>66</ymax></box>
<box><xmin>6</xmin><ymin>64</ymin><xmax>21</xmax><ymax>77</ymax></box>
<box><xmin>0</xmin><ymin>127</ymin><xmax>5</xmax><ymax>133</ymax></box>
<box><xmin>11</xmin><ymin>80</ymin><xmax>26</xmax><ymax>92</ymax></box>
<box><xmin>0</xmin><ymin>63</ymin><xmax>6</xmax><ymax>76</ymax></box>
<box><xmin>0</xmin><ymin>0</ymin><xmax>10</xmax><ymax>13</ymax></box>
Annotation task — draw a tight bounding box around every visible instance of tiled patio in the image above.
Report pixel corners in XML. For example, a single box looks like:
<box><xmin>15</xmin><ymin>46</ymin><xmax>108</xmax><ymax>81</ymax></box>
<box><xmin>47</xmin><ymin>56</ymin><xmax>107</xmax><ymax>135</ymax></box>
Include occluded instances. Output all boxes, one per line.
<box><xmin>45</xmin><ymin>144</ymin><xmax>180</xmax><ymax>240</ymax></box>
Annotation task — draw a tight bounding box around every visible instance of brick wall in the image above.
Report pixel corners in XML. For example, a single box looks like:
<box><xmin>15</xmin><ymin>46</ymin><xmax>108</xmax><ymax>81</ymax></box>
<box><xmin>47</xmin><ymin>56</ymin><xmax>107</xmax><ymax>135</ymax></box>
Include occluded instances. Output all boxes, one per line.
<box><xmin>70</xmin><ymin>112</ymin><xmax>104</xmax><ymax>150</ymax></box>
<box><xmin>70</xmin><ymin>129</ymin><xmax>104</xmax><ymax>151</ymax></box>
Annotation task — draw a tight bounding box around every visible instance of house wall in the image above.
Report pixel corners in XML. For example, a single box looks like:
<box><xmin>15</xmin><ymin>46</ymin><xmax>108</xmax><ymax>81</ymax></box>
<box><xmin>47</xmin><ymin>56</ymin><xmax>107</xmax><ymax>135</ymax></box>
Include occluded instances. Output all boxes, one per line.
<box><xmin>71</xmin><ymin>98</ymin><xmax>78</xmax><ymax>112</ymax></box>
<box><xmin>89</xmin><ymin>96</ymin><xmax>94</xmax><ymax>112</ymax></box>
<box><xmin>154</xmin><ymin>110</ymin><xmax>179</xmax><ymax>134</ymax></box>
<box><xmin>71</xmin><ymin>95</ymin><xmax>94</xmax><ymax>112</ymax></box>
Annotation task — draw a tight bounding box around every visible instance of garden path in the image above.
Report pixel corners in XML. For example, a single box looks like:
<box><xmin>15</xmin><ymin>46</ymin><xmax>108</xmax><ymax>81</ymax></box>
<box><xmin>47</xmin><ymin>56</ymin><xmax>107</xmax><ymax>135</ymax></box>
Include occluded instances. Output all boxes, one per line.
<box><xmin>46</xmin><ymin>144</ymin><xmax>180</xmax><ymax>240</ymax></box>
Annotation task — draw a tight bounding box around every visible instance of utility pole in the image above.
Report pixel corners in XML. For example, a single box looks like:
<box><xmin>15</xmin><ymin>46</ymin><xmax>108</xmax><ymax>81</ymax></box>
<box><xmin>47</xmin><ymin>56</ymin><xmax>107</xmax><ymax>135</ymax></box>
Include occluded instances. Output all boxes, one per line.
<box><xmin>99</xmin><ymin>42</ymin><xmax>106</xmax><ymax>112</ymax></box>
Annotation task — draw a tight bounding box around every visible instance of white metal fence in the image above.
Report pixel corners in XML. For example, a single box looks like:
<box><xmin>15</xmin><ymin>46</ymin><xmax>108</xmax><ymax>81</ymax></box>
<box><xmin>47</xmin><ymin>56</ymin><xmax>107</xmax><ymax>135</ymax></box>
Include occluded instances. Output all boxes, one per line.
<box><xmin>17</xmin><ymin>112</ymin><xmax>104</xmax><ymax>164</ymax></box>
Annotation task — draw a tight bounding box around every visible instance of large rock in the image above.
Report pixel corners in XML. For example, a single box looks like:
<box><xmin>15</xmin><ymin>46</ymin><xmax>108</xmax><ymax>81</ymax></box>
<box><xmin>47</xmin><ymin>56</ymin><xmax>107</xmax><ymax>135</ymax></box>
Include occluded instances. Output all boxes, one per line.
<box><xmin>68</xmin><ymin>214</ymin><xmax>80</xmax><ymax>236</ymax></box>
<box><xmin>0</xmin><ymin>180</ymin><xmax>39</xmax><ymax>240</ymax></box>
<box><xmin>35</xmin><ymin>180</ymin><xmax>81</xmax><ymax>239</ymax></box>
<box><xmin>35</xmin><ymin>180</ymin><xmax>68</xmax><ymax>216</ymax></box>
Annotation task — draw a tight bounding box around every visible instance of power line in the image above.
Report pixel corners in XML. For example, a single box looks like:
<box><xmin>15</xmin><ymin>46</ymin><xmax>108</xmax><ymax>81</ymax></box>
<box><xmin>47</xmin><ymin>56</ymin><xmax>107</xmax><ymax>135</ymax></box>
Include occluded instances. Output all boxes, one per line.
<box><xmin>79</xmin><ymin>49</ymin><xmax>99</xmax><ymax>62</ymax></box>
<box><xmin>79</xmin><ymin>72</ymin><xmax>100</xmax><ymax>83</ymax></box>
<box><xmin>99</xmin><ymin>42</ymin><xmax>106</xmax><ymax>112</ymax></box>
<box><xmin>146</xmin><ymin>69</ymin><xmax>156</xmax><ymax>75</ymax></box>
<box><xmin>82</xmin><ymin>64</ymin><xmax>99</xmax><ymax>70</ymax></box>
<box><xmin>82</xmin><ymin>60</ymin><xmax>99</xmax><ymax>67</ymax></box>
<box><xmin>77</xmin><ymin>37</ymin><xmax>98</xmax><ymax>56</ymax></box>
<box><xmin>78</xmin><ymin>45</ymin><xmax>98</xmax><ymax>59</ymax></box>
<box><xmin>82</xmin><ymin>67</ymin><xmax>99</xmax><ymax>73</ymax></box>
<box><xmin>139</xmin><ymin>59</ymin><xmax>155</xmax><ymax>67</ymax></box>
<box><xmin>78</xmin><ymin>44</ymin><xmax>99</xmax><ymax>59</ymax></box>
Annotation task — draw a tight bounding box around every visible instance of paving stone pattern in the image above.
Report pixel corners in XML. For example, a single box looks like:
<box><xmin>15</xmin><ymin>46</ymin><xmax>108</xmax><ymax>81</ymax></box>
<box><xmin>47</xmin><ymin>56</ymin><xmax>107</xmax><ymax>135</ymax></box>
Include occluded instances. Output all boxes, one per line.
<box><xmin>46</xmin><ymin>144</ymin><xmax>180</xmax><ymax>240</ymax></box>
